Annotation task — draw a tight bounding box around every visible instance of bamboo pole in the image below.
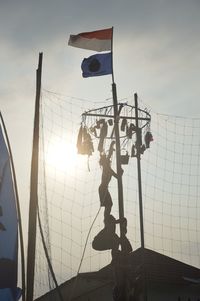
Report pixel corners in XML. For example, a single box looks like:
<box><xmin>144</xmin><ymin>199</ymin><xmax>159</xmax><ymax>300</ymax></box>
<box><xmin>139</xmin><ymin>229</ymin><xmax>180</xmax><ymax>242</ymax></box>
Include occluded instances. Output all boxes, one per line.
<box><xmin>134</xmin><ymin>93</ymin><xmax>145</xmax><ymax>249</ymax></box>
<box><xmin>111</xmin><ymin>27</ymin><xmax>124</xmax><ymax>236</ymax></box>
<box><xmin>112</xmin><ymin>83</ymin><xmax>124</xmax><ymax>235</ymax></box>
<box><xmin>26</xmin><ymin>52</ymin><xmax>43</xmax><ymax>301</ymax></box>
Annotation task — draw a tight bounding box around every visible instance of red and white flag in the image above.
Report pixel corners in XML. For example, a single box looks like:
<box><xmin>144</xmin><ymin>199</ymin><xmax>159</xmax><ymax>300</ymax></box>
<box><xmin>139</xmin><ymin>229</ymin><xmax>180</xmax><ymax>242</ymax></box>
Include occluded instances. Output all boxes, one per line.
<box><xmin>68</xmin><ymin>28</ymin><xmax>112</xmax><ymax>52</ymax></box>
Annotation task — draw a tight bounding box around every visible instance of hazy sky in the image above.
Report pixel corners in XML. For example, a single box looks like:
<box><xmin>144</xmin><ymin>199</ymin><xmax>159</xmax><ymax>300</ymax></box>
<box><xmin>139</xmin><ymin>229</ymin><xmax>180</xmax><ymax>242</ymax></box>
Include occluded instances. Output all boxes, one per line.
<box><xmin>1</xmin><ymin>0</ymin><xmax>200</xmax><ymax>270</ymax></box>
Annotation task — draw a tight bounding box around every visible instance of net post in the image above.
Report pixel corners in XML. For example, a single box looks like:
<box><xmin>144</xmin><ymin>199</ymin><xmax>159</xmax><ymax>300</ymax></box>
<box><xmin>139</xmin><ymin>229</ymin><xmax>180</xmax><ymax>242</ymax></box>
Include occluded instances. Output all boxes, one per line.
<box><xmin>26</xmin><ymin>52</ymin><xmax>43</xmax><ymax>301</ymax></box>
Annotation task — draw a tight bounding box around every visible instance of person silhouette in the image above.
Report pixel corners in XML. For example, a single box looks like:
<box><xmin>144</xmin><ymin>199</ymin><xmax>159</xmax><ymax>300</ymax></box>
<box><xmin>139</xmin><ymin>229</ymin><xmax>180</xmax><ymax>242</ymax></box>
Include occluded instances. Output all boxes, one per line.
<box><xmin>92</xmin><ymin>214</ymin><xmax>124</xmax><ymax>252</ymax></box>
<box><xmin>98</xmin><ymin>141</ymin><xmax>123</xmax><ymax>216</ymax></box>
<box><xmin>111</xmin><ymin>218</ymin><xmax>133</xmax><ymax>301</ymax></box>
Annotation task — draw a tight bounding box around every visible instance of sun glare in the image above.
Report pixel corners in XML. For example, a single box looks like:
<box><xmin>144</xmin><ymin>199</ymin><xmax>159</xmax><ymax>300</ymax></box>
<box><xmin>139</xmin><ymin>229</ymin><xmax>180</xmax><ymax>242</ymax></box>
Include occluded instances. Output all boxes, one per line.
<box><xmin>45</xmin><ymin>138</ymin><xmax>79</xmax><ymax>172</ymax></box>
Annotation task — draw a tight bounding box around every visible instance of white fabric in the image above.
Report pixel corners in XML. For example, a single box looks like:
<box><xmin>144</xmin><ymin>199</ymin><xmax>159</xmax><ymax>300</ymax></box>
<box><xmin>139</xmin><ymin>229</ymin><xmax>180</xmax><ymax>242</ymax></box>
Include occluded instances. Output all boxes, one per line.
<box><xmin>68</xmin><ymin>36</ymin><xmax>111</xmax><ymax>52</ymax></box>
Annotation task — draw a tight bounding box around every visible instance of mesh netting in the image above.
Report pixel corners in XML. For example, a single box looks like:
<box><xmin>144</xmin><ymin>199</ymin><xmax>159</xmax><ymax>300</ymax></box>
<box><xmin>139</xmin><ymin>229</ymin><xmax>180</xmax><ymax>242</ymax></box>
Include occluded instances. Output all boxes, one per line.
<box><xmin>33</xmin><ymin>90</ymin><xmax>200</xmax><ymax>299</ymax></box>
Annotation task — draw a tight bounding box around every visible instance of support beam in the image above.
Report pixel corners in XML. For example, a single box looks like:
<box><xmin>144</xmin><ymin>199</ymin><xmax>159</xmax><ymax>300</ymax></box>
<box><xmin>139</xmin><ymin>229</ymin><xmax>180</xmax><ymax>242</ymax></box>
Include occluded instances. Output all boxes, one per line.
<box><xmin>82</xmin><ymin>112</ymin><xmax>150</xmax><ymax>122</ymax></box>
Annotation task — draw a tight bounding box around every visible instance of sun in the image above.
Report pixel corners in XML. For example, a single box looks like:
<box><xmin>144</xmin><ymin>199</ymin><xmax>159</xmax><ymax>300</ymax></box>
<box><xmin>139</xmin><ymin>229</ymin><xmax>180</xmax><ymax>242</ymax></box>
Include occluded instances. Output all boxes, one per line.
<box><xmin>45</xmin><ymin>138</ymin><xmax>79</xmax><ymax>173</ymax></box>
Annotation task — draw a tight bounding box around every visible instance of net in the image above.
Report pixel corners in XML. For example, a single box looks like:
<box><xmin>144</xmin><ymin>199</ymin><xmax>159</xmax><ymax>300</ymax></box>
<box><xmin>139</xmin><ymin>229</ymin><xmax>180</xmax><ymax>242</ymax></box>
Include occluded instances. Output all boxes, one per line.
<box><xmin>33</xmin><ymin>90</ymin><xmax>200</xmax><ymax>299</ymax></box>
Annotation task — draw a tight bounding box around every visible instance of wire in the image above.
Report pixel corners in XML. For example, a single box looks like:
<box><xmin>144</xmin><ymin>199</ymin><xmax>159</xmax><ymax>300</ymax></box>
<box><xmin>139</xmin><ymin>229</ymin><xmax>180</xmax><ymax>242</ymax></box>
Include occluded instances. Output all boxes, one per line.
<box><xmin>69</xmin><ymin>206</ymin><xmax>101</xmax><ymax>301</ymax></box>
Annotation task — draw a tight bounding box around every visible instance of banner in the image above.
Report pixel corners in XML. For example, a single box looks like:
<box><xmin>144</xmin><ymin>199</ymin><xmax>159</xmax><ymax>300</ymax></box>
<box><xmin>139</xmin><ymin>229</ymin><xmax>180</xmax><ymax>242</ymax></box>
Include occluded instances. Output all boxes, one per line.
<box><xmin>0</xmin><ymin>125</ymin><xmax>21</xmax><ymax>300</ymax></box>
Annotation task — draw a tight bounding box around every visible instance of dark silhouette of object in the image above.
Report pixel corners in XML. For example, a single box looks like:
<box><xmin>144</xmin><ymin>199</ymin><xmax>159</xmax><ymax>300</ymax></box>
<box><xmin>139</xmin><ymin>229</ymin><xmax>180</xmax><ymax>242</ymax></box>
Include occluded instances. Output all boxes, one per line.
<box><xmin>92</xmin><ymin>214</ymin><xmax>121</xmax><ymax>252</ymax></box>
<box><xmin>144</xmin><ymin>131</ymin><xmax>153</xmax><ymax>148</ymax></box>
<box><xmin>120</xmin><ymin>151</ymin><xmax>129</xmax><ymax>165</ymax></box>
<box><xmin>126</xmin><ymin>123</ymin><xmax>136</xmax><ymax>139</ymax></box>
<box><xmin>76</xmin><ymin>125</ymin><xmax>94</xmax><ymax>155</ymax></box>
<box><xmin>140</xmin><ymin>144</ymin><xmax>146</xmax><ymax>155</ymax></box>
<box><xmin>111</xmin><ymin>217</ymin><xmax>133</xmax><ymax>301</ymax></box>
<box><xmin>112</xmin><ymin>243</ymin><xmax>133</xmax><ymax>301</ymax></box>
<box><xmin>92</xmin><ymin>214</ymin><xmax>132</xmax><ymax>254</ymax></box>
<box><xmin>77</xmin><ymin>125</ymin><xmax>84</xmax><ymax>153</ymax></box>
<box><xmin>135</xmin><ymin>128</ymin><xmax>142</xmax><ymax>148</ymax></box>
<box><xmin>121</xmin><ymin>118</ymin><xmax>127</xmax><ymax>132</ymax></box>
<box><xmin>98</xmin><ymin>141</ymin><xmax>120</xmax><ymax>216</ymax></box>
<box><xmin>90</xmin><ymin>126</ymin><xmax>97</xmax><ymax>137</ymax></box>
<box><xmin>113</xmin><ymin>263</ymin><xmax>141</xmax><ymax>301</ymax></box>
<box><xmin>120</xmin><ymin>218</ymin><xmax>132</xmax><ymax>254</ymax></box>
<box><xmin>131</xmin><ymin>144</ymin><xmax>136</xmax><ymax>157</ymax></box>
<box><xmin>98</xmin><ymin>120</ymin><xmax>108</xmax><ymax>152</ymax></box>
<box><xmin>112</xmin><ymin>250</ymin><xmax>136</xmax><ymax>301</ymax></box>
<box><xmin>108</xmin><ymin>119</ymin><xmax>113</xmax><ymax>126</ymax></box>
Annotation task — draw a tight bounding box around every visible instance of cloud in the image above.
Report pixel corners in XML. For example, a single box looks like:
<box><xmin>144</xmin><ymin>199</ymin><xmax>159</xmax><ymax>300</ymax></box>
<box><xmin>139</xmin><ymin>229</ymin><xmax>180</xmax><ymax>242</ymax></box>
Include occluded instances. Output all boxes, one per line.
<box><xmin>1</xmin><ymin>0</ymin><xmax>200</xmax><ymax>116</ymax></box>
<box><xmin>1</xmin><ymin>0</ymin><xmax>199</xmax><ymax>49</ymax></box>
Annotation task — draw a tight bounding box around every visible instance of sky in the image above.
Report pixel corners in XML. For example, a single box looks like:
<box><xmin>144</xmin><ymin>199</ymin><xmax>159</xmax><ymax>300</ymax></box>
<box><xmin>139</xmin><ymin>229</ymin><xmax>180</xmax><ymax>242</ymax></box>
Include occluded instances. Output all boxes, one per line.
<box><xmin>1</xmin><ymin>0</ymin><xmax>200</xmax><ymax>293</ymax></box>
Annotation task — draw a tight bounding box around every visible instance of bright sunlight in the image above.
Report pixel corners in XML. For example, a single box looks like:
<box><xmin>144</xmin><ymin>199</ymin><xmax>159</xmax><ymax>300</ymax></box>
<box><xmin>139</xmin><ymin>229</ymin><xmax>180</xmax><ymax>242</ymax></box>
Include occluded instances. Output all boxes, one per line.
<box><xmin>45</xmin><ymin>137</ymin><xmax>80</xmax><ymax>173</ymax></box>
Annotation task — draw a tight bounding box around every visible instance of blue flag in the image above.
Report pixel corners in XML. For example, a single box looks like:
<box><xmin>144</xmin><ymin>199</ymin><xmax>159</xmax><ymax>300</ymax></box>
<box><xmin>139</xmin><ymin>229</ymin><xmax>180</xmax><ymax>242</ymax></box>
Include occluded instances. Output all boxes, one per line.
<box><xmin>0</xmin><ymin>125</ymin><xmax>21</xmax><ymax>301</ymax></box>
<box><xmin>81</xmin><ymin>52</ymin><xmax>112</xmax><ymax>78</ymax></box>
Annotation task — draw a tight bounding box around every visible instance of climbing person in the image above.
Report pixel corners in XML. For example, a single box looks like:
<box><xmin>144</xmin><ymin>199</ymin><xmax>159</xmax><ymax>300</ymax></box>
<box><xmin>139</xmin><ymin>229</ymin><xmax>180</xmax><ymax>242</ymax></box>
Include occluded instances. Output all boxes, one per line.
<box><xmin>92</xmin><ymin>214</ymin><xmax>126</xmax><ymax>253</ymax></box>
<box><xmin>120</xmin><ymin>217</ymin><xmax>132</xmax><ymax>254</ymax></box>
<box><xmin>98</xmin><ymin>153</ymin><xmax>117</xmax><ymax>216</ymax></box>
<box><xmin>98</xmin><ymin>141</ymin><xmax>123</xmax><ymax>216</ymax></box>
<box><xmin>111</xmin><ymin>218</ymin><xmax>133</xmax><ymax>301</ymax></box>
<box><xmin>98</xmin><ymin>119</ymin><xmax>108</xmax><ymax>153</ymax></box>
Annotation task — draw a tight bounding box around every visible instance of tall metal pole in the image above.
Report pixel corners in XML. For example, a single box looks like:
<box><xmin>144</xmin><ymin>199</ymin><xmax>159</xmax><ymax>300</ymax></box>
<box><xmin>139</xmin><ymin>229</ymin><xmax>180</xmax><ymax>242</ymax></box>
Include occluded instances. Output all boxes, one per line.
<box><xmin>26</xmin><ymin>52</ymin><xmax>43</xmax><ymax>301</ymax></box>
<box><xmin>134</xmin><ymin>93</ymin><xmax>145</xmax><ymax>249</ymax></box>
<box><xmin>112</xmin><ymin>83</ymin><xmax>124</xmax><ymax>235</ymax></box>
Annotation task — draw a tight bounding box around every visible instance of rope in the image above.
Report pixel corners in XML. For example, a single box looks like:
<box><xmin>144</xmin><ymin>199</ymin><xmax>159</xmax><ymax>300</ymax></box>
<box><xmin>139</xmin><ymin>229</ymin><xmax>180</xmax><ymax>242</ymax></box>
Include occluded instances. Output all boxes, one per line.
<box><xmin>69</xmin><ymin>157</ymin><xmax>114</xmax><ymax>300</ymax></box>
<box><xmin>69</xmin><ymin>206</ymin><xmax>101</xmax><ymax>301</ymax></box>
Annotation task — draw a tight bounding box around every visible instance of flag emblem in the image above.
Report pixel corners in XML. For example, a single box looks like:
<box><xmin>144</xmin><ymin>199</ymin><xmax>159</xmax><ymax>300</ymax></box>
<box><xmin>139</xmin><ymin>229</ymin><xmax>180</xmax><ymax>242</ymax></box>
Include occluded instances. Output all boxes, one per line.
<box><xmin>81</xmin><ymin>53</ymin><xmax>112</xmax><ymax>78</ymax></box>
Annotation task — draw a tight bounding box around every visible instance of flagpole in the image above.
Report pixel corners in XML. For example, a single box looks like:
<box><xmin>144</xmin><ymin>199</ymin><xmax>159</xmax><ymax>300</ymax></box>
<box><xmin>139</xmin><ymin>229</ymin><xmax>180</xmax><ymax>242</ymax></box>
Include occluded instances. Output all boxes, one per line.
<box><xmin>111</xmin><ymin>26</ymin><xmax>115</xmax><ymax>84</ymax></box>
<box><xmin>0</xmin><ymin>112</ymin><xmax>26</xmax><ymax>301</ymax></box>
<box><xmin>26</xmin><ymin>52</ymin><xmax>43</xmax><ymax>301</ymax></box>
<box><xmin>111</xmin><ymin>27</ymin><xmax>125</xmax><ymax>237</ymax></box>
